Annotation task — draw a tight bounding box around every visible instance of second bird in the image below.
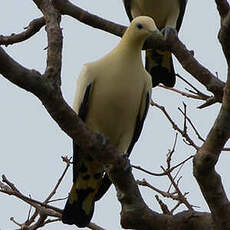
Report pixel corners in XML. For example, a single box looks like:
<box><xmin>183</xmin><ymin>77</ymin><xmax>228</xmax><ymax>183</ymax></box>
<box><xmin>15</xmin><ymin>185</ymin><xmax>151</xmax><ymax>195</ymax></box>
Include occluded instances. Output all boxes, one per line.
<box><xmin>123</xmin><ymin>0</ymin><xmax>187</xmax><ymax>87</ymax></box>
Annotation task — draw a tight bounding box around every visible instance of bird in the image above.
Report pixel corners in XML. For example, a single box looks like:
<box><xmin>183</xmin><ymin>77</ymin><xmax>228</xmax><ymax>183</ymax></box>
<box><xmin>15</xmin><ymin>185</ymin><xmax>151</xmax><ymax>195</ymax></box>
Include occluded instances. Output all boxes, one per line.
<box><xmin>62</xmin><ymin>16</ymin><xmax>160</xmax><ymax>227</ymax></box>
<box><xmin>122</xmin><ymin>0</ymin><xmax>187</xmax><ymax>87</ymax></box>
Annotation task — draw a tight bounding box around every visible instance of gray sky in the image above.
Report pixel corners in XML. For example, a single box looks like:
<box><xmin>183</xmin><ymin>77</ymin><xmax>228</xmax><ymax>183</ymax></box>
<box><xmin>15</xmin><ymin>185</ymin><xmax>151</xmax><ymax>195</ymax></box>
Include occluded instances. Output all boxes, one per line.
<box><xmin>0</xmin><ymin>1</ymin><xmax>229</xmax><ymax>229</ymax></box>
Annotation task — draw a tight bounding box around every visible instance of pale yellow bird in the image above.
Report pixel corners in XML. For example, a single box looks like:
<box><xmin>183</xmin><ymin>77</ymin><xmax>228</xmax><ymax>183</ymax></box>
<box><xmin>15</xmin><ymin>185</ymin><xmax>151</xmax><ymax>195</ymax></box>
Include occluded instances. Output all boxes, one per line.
<box><xmin>62</xmin><ymin>16</ymin><xmax>160</xmax><ymax>227</ymax></box>
<box><xmin>123</xmin><ymin>0</ymin><xmax>187</xmax><ymax>87</ymax></box>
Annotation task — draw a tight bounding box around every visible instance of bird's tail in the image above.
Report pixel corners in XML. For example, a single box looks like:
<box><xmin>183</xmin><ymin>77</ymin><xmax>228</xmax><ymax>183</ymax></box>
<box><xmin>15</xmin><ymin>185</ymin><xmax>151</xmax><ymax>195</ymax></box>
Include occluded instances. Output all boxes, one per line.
<box><xmin>145</xmin><ymin>49</ymin><xmax>176</xmax><ymax>87</ymax></box>
<box><xmin>62</xmin><ymin>160</ymin><xmax>103</xmax><ymax>227</ymax></box>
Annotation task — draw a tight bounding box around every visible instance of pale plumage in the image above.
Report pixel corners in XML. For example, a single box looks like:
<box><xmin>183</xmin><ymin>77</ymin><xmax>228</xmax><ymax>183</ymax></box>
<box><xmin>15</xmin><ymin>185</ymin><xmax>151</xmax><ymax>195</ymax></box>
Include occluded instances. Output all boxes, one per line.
<box><xmin>62</xmin><ymin>16</ymin><xmax>159</xmax><ymax>227</ymax></box>
<box><xmin>123</xmin><ymin>0</ymin><xmax>187</xmax><ymax>87</ymax></box>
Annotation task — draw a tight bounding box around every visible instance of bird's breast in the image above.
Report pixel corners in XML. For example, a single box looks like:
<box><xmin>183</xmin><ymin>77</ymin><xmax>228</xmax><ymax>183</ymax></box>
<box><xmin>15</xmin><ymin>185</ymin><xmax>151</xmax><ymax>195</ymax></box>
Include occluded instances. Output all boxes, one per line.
<box><xmin>85</xmin><ymin>71</ymin><xmax>145</xmax><ymax>151</ymax></box>
<box><xmin>131</xmin><ymin>0</ymin><xmax>180</xmax><ymax>29</ymax></box>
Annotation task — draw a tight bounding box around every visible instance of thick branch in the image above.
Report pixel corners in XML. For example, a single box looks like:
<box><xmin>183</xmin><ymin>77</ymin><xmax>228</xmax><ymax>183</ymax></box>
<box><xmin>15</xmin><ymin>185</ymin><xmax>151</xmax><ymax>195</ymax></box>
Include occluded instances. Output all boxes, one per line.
<box><xmin>166</xmin><ymin>29</ymin><xmax>225</xmax><ymax>102</ymax></box>
<box><xmin>33</xmin><ymin>0</ymin><xmax>63</xmax><ymax>85</ymax></box>
<box><xmin>215</xmin><ymin>0</ymin><xmax>230</xmax><ymax>19</ymax></box>
<box><xmin>0</xmin><ymin>47</ymin><xmax>44</xmax><ymax>94</ymax></box>
<box><xmin>193</xmin><ymin>2</ymin><xmax>230</xmax><ymax>229</ymax></box>
<box><xmin>52</xmin><ymin>0</ymin><xmax>126</xmax><ymax>37</ymax></box>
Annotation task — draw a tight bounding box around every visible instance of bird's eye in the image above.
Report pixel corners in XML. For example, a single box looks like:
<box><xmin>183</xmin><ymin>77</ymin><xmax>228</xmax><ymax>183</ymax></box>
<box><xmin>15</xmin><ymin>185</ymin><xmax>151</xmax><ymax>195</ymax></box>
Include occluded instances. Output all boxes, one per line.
<box><xmin>137</xmin><ymin>23</ymin><xmax>143</xmax><ymax>30</ymax></box>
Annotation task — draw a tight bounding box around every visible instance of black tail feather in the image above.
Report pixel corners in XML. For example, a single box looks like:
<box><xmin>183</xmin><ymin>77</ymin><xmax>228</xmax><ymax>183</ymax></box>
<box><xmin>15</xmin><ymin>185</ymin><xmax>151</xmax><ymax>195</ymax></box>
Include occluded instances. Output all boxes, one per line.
<box><xmin>62</xmin><ymin>187</ymin><xmax>95</xmax><ymax>228</ymax></box>
<box><xmin>62</xmin><ymin>198</ymin><xmax>94</xmax><ymax>227</ymax></box>
<box><xmin>145</xmin><ymin>49</ymin><xmax>176</xmax><ymax>88</ymax></box>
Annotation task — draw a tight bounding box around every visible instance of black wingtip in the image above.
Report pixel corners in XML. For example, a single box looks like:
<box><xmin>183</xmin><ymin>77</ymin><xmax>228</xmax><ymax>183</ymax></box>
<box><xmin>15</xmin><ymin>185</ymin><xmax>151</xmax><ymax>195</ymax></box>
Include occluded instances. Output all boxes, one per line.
<box><xmin>150</xmin><ymin>65</ymin><xmax>176</xmax><ymax>88</ymax></box>
<box><xmin>62</xmin><ymin>199</ymin><xmax>94</xmax><ymax>228</ymax></box>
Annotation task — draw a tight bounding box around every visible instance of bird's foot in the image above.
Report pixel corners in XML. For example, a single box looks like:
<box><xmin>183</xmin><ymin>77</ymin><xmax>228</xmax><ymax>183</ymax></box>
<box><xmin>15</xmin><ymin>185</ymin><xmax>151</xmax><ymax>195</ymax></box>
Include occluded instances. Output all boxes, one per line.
<box><xmin>161</xmin><ymin>26</ymin><xmax>178</xmax><ymax>40</ymax></box>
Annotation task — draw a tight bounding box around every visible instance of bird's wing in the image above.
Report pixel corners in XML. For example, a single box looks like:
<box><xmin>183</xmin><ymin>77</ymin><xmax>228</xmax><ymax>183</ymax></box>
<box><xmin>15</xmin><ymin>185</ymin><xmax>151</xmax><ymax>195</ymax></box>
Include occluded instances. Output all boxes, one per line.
<box><xmin>176</xmin><ymin>0</ymin><xmax>188</xmax><ymax>31</ymax></box>
<box><xmin>73</xmin><ymin>65</ymin><xmax>93</xmax><ymax>116</ymax></box>
<box><xmin>95</xmin><ymin>84</ymin><xmax>151</xmax><ymax>201</ymax></box>
<box><xmin>72</xmin><ymin>83</ymin><xmax>92</xmax><ymax>181</ymax></box>
<box><xmin>72</xmin><ymin>65</ymin><xmax>95</xmax><ymax>182</ymax></box>
<box><xmin>127</xmin><ymin>87</ymin><xmax>151</xmax><ymax>156</ymax></box>
<box><xmin>62</xmin><ymin>66</ymin><xmax>97</xmax><ymax>227</ymax></box>
<box><xmin>123</xmin><ymin>0</ymin><xmax>133</xmax><ymax>21</ymax></box>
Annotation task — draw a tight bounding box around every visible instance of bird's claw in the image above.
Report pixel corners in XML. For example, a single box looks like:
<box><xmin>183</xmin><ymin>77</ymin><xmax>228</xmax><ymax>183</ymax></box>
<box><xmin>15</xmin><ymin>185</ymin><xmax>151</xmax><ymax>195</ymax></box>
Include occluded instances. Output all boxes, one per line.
<box><xmin>161</xmin><ymin>26</ymin><xmax>178</xmax><ymax>40</ymax></box>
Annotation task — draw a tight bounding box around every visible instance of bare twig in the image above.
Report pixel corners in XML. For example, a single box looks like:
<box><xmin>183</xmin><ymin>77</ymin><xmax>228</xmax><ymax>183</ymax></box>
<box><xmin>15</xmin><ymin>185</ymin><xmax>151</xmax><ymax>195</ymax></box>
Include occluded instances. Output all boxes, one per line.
<box><xmin>178</xmin><ymin>107</ymin><xmax>205</xmax><ymax>142</ymax></box>
<box><xmin>44</xmin><ymin>156</ymin><xmax>71</xmax><ymax>204</ymax></box>
<box><xmin>159</xmin><ymin>84</ymin><xmax>208</xmax><ymax>100</ymax></box>
<box><xmin>47</xmin><ymin>197</ymin><xmax>68</xmax><ymax>203</ymax></box>
<box><xmin>88</xmin><ymin>222</ymin><xmax>106</xmax><ymax>230</ymax></box>
<box><xmin>167</xmin><ymin>164</ymin><xmax>184</xmax><ymax>193</ymax></box>
<box><xmin>132</xmin><ymin>155</ymin><xmax>193</xmax><ymax>177</ymax></box>
<box><xmin>176</xmin><ymin>74</ymin><xmax>211</xmax><ymax>100</ymax></box>
<box><xmin>137</xmin><ymin>179</ymin><xmax>179</xmax><ymax>200</ymax></box>
<box><xmin>155</xmin><ymin>195</ymin><xmax>171</xmax><ymax>215</ymax></box>
<box><xmin>151</xmin><ymin>100</ymin><xmax>199</xmax><ymax>150</ymax></box>
<box><xmin>161</xmin><ymin>166</ymin><xmax>193</xmax><ymax>211</ymax></box>
<box><xmin>0</xmin><ymin>17</ymin><xmax>45</xmax><ymax>46</ymax></box>
<box><xmin>182</xmin><ymin>103</ymin><xmax>187</xmax><ymax>134</ymax></box>
<box><xmin>0</xmin><ymin>175</ymin><xmax>62</xmax><ymax>214</ymax></box>
<box><xmin>2</xmin><ymin>174</ymin><xmax>20</xmax><ymax>193</ymax></box>
<box><xmin>167</xmin><ymin>133</ymin><xmax>178</xmax><ymax>169</ymax></box>
<box><xmin>170</xmin><ymin>201</ymin><xmax>183</xmax><ymax>214</ymax></box>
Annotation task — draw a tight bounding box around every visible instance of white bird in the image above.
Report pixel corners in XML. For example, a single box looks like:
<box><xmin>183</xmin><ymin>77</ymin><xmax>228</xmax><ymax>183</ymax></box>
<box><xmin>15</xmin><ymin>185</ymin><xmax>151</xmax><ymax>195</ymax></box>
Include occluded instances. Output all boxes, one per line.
<box><xmin>123</xmin><ymin>0</ymin><xmax>187</xmax><ymax>87</ymax></box>
<box><xmin>62</xmin><ymin>16</ymin><xmax>160</xmax><ymax>228</ymax></box>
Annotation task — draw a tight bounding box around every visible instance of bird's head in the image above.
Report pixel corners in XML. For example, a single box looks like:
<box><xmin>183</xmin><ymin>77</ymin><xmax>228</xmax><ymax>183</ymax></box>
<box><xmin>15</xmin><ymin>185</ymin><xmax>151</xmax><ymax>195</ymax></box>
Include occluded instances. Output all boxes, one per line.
<box><xmin>128</xmin><ymin>16</ymin><xmax>162</xmax><ymax>40</ymax></box>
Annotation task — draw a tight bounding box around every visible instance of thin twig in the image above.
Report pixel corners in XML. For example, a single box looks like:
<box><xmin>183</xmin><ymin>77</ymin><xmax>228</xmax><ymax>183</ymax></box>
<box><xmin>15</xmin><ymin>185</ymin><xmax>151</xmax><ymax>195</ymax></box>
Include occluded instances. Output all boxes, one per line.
<box><xmin>159</xmin><ymin>85</ymin><xmax>209</xmax><ymax>100</ymax></box>
<box><xmin>176</xmin><ymin>74</ymin><xmax>210</xmax><ymax>100</ymax></box>
<box><xmin>178</xmin><ymin>107</ymin><xmax>205</xmax><ymax>142</ymax></box>
<box><xmin>44</xmin><ymin>156</ymin><xmax>71</xmax><ymax>204</ymax></box>
<box><xmin>88</xmin><ymin>222</ymin><xmax>106</xmax><ymax>230</ymax></box>
<box><xmin>132</xmin><ymin>155</ymin><xmax>194</xmax><ymax>176</ymax></box>
<box><xmin>167</xmin><ymin>133</ymin><xmax>178</xmax><ymax>169</ymax></box>
<box><xmin>155</xmin><ymin>195</ymin><xmax>171</xmax><ymax>215</ymax></box>
<box><xmin>137</xmin><ymin>179</ymin><xmax>179</xmax><ymax>200</ymax></box>
<box><xmin>182</xmin><ymin>103</ymin><xmax>187</xmax><ymax>134</ymax></box>
<box><xmin>48</xmin><ymin>197</ymin><xmax>68</xmax><ymax>203</ymax></box>
<box><xmin>151</xmin><ymin>100</ymin><xmax>200</xmax><ymax>150</ymax></box>
<box><xmin>0</xmin><ymin>175</ymin><xmax>62</xmax><ymax>214</ymax></box>
<box><xmin>161</xmin><ymin>166</ymin><xmax>194</xmax><ymax>211</ymax></box>
<box><xmin>167</xmin><ymin>164</ymin><xmax>184</xmax><ymax>193</ymax></box>
<box><xmin>170</xmin><ymin>201</ymin><xmax>183</xmax><ymax>214</ymax></box>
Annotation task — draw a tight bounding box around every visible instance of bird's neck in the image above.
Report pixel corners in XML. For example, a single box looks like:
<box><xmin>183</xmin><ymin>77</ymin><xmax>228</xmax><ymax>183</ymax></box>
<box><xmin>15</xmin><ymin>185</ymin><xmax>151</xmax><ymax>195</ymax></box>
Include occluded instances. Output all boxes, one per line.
<box><xmin>111</xmin><ymin>35</ymin><xmax>145</xmax><ymax>63</ymax></box>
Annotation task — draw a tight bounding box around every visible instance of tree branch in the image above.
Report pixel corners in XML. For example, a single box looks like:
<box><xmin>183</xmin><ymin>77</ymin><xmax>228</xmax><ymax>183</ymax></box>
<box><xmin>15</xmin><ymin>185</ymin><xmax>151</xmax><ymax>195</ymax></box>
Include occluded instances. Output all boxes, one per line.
<box><xmin>166</xmin><ymin>29</ymin><xmax>225</xmax><ymax>103</ymax></box>
<box><xmin>151</xmin><ymin>100</ymin><xmax>200</xmax><ymax>150</ymax></box>
<box><xmin>33</xmin><ymin>0</ymin><xmax>62</xmax><ymax>85</ymax></box>
<box><xmin>0</xmin><ymin>17</ymin><xmax>45</xmax><ymax>46</ymax></box>
<box><xmin>193</xmin><ymin>1</ymin><xmax>230</xmax><ymax>229</ymax></box>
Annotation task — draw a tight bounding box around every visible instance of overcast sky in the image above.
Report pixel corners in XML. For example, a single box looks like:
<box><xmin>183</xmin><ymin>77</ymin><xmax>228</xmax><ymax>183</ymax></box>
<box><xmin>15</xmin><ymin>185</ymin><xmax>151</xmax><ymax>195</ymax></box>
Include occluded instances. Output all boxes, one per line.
<box><xmin>0</xmin><ymin>1</ymin><xmax>229</xmax><ymax>230</ymax></box>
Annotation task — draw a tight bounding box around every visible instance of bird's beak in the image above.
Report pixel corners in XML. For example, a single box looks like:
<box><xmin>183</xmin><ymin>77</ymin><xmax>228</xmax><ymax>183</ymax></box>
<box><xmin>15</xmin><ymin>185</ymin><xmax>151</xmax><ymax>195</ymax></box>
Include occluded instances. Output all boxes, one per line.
<box><xmin>150</xmin><ymin>29</ymin><xmax>163</xmax><ymax>38</ymax></box>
